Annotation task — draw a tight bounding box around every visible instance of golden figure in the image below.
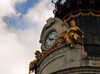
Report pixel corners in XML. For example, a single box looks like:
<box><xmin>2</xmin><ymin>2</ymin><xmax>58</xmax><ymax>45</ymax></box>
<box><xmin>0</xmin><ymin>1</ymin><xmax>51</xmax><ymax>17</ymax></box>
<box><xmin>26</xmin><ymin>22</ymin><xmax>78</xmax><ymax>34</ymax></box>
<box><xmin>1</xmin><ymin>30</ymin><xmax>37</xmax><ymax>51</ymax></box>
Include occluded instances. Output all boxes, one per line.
<box><xmin>29</xmin><ymin>51</ymin><xmax>41</xmax><ymax>74</ymax></box>
<box><xmin>35</xmin><ymin>51</ymin><xmax>41</xmax><ymax>60</ymax></box>
<box><xmin>64</xmin><ymin>20</ymin><xmax>84</xmax><ymax>47</ymax></box>
<box><xmin>29</xmin><ymin>60</ymin><xmax>37</xmax><ymax>74</ymax></box>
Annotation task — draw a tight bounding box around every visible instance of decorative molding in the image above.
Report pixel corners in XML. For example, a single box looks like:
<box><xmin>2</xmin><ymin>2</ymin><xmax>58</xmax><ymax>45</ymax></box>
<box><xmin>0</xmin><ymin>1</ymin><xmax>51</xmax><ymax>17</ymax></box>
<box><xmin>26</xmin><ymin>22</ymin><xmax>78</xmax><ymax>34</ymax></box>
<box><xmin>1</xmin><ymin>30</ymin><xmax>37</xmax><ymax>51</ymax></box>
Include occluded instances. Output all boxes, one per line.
<box><xmin>39</xmin><ymin>17</ymin><xmax>63</xmax><ymax>43</ymax></box>
<box><xmin>64</xmin><ymin>11</ymin><xmax>100</xmax><ymax>22</ymax></box>
<box><xmin>39</xmin><ymin>17</ymin><xmax>55</xmax><ymax>43</ymax></box>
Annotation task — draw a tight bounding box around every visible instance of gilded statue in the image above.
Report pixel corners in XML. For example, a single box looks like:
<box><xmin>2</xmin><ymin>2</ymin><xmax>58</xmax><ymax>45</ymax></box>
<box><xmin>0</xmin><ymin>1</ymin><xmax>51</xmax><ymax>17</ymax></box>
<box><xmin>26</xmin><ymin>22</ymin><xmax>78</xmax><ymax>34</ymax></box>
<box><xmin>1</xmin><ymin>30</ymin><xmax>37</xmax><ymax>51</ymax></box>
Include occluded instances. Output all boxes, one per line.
<box><xmin>29</xmin><ymin>51</ymin><xmax>41</xmax><ymax>74</ymax></box>
<box><xmin>29</xmin><ymin>59</ymin><xmax>37</xmax><ymax>74</ymax></box>
<box><xmin>64</xmin><ymin>20</ymin><xmax>84</xmax><ymax>47</ymax></box>
<box><xmin>43</xmin><ymin>20</ymin><xmax>84</xmax><ymax>54</ymax></box>
<box><xmin>35</xmin><ymin>51</ymin><xmax>41</xmax><ymax>60</ymax></box>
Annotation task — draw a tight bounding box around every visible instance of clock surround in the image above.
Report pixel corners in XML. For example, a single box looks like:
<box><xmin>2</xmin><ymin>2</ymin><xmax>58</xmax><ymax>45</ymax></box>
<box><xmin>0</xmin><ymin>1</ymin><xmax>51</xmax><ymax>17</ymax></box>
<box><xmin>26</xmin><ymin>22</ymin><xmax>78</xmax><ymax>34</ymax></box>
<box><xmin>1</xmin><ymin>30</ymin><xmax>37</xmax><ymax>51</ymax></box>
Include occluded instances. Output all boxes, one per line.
<box><xmin>40</xmin><ymin>17</ymin><xmax>69</xmax><ymax>51</ymax></box>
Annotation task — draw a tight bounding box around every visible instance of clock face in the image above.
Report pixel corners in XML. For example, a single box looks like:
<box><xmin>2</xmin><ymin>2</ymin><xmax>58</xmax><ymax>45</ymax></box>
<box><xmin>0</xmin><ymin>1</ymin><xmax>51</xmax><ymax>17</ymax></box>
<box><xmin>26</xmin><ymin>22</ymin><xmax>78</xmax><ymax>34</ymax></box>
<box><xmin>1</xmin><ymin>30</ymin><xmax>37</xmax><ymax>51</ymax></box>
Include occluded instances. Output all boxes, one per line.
<box><xmin>45</xmin><ymin>30</ymin><xmax>57</xmax><ymax>49</ymax></box>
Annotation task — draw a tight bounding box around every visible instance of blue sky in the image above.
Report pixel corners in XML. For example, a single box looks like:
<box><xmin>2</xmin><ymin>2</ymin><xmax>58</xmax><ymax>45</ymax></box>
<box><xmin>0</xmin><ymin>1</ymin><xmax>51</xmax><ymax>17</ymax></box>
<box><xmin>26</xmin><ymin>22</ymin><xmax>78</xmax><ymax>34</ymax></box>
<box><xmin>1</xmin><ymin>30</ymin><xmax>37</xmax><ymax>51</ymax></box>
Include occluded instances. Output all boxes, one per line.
<box><xmin>3</xmin><ymin>16</ymin><xmax>28</xmax><ymax>30</ymax></box>
<box><xmin>15</xmin><ymin>0</ymin><xmax>38</xmax><ymax>14</ymax></box>
<box><xmin>3</xmin><ymin>0</ymin><xmax>54</xmax><ymax>31</ymax></box>
<box><xmin>0</xmin><ymin>0</ymin><xmax>54</xmax><ymax>74</ymax></box>
<box><xmin>3</xmin><ymin>0</ymin><xmax>38</xmax><ymax>30</ymax></box>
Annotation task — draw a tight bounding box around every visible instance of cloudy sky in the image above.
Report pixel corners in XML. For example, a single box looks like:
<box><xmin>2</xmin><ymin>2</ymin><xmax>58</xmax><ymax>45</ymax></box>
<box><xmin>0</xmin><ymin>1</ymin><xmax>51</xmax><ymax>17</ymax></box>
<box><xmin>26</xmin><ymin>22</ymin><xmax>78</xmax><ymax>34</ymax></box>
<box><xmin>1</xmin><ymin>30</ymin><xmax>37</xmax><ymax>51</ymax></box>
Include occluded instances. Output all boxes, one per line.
<box><xmin>0</xmin><ymin>0</ymin><xmax>54</xmax><ymax>74</ymax></box>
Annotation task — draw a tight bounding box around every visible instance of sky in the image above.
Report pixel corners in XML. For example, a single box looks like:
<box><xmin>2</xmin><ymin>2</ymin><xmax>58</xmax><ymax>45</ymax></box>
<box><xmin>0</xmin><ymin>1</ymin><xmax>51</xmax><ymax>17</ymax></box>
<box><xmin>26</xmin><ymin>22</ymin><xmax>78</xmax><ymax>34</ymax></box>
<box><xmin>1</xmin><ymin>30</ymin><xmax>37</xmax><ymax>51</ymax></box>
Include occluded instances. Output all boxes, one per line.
<box><xmin>0</xmin><ymin>0</ymin><xmax>54</xmax><ymax>74</ymax></box>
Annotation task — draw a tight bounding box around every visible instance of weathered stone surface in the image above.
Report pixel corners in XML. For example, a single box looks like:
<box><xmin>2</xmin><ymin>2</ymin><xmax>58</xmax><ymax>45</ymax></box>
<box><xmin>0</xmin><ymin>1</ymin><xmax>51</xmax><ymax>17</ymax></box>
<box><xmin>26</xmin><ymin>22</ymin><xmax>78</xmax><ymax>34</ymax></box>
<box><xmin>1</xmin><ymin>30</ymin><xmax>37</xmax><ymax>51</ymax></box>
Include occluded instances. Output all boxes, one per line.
<box><xmin>51</xmin><ymin>66</ymin><xmax>100</xmax><ymax>74</ymax></box>
<box><xmin>66</xmin><ymin>48</ymin><xmax>81</xmax><ymax>68</ymax></box>
<box><xmin>36</xmin><ymin>43</ymin><xmax>87</xmax><ymax>74</ymax></box>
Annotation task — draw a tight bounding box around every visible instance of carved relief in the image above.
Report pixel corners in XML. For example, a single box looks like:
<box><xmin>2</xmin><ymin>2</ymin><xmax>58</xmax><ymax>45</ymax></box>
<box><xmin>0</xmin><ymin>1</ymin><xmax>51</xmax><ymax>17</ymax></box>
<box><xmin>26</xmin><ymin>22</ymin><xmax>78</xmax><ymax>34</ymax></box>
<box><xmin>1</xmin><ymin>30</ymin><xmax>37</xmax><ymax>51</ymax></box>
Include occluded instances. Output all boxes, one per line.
<box><xmin>45</xmin><ymin>17</ymin><xmax>55</xmax><ymax>28</ymax></box>
<box><xmin>39</xmin><ymin>17</ymin><xmax>55</xmax><ymax>43</ymax></box>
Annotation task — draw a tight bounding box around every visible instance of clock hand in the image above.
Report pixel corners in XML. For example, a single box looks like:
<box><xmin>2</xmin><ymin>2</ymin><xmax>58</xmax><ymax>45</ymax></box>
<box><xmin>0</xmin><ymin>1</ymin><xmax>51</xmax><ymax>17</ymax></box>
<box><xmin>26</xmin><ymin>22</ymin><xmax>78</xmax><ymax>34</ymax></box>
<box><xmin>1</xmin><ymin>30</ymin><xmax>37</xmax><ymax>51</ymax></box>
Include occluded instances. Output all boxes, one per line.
<box><xmin>49</xmin><ymin>38</ymin><xmax>53</xmax><ymax>40</ymax></box>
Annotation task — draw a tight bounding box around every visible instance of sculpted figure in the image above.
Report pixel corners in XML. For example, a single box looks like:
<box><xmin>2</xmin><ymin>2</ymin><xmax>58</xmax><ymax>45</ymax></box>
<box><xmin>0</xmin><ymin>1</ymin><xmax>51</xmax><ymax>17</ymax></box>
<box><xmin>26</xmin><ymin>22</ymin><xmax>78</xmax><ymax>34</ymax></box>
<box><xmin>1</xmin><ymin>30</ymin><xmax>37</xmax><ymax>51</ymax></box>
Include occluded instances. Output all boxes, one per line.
<box><xmin>64</xmin><ymin>20</ymin><xmax>84</xmax><ymax>47</ymax></box>
<box><xmin>29</xmin><ymin>51</ymin><xmax>41</xmax><ymax>74</ymax></box>
<box><xmin>35</xmin><ymin>51</ymin><xmax>41</xmax><ymax>60</ymax></box>
<box><xmin>29</xmin><ymin>60</ymin><xmax>37</xmax><ymax>74</ymax></box>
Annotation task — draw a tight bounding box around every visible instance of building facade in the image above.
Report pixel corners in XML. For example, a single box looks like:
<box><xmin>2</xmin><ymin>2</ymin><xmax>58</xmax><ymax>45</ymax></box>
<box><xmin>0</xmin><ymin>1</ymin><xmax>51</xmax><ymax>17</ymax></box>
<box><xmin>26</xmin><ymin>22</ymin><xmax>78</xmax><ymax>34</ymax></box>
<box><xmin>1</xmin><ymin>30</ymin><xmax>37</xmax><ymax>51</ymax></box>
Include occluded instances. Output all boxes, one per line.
<box><xmin>29</xmin><ymin>0</ymin><xmax>100</xmax><ymax>74</ymax></box>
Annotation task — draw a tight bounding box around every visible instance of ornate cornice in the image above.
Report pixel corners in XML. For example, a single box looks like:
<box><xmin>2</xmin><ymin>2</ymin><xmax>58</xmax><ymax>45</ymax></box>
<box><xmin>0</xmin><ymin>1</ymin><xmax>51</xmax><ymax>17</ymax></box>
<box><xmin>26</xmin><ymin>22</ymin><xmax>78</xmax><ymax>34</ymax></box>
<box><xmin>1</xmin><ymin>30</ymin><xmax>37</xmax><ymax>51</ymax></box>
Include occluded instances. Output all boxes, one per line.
<box><xmin>54</xmin><ymin>0</ymin><xmax>100</xmax><ymax>20</ymax></box>
<box><xmin>64</xmin><ymin>10</ymin><xmax>100</xmax><ymax>22</ymax></box>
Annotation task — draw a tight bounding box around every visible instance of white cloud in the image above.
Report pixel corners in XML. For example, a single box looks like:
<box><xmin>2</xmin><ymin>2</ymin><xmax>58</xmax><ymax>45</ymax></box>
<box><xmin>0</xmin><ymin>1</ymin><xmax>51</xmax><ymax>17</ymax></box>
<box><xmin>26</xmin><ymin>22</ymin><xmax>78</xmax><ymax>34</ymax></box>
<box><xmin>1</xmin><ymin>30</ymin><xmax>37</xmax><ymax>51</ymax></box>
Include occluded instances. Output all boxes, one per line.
<box><xmin>0</xmin><ymin>0</ymin><xmax>27</xmax><ymax>18</ymax></box>
<box><xmin>0</xmin><ymin>19</ymin><xmax>29</xmax><ymax>74</ymax></box>
<box><xmin>17</xmin><ymin>12</ymin><xmax>21</xmax><ymax>16</ymax></box>
<box><xmin>23</xmin><ymin>0</ymin><xmax>54</xmax><ymax>34</ymax></box>
<box><xmin>0</xmin><ymin>0</ymin><xmax>54</xmax><ymax>74</ymax></box>
<box><xmin>0</xmin><ymin>0</ymin><xmax>29</xmax><ymax>74</ymax></box>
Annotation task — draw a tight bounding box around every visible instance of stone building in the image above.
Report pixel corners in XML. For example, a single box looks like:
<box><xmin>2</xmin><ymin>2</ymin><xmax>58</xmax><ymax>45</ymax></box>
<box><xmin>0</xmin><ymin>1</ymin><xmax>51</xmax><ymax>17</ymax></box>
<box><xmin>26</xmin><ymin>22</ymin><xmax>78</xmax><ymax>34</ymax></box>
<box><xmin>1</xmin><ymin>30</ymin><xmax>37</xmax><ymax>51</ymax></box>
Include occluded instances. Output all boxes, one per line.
<box><xmin>29</xmin><ymin>0</ymin><xmax>100</xmax><ymax>74</ymax></box>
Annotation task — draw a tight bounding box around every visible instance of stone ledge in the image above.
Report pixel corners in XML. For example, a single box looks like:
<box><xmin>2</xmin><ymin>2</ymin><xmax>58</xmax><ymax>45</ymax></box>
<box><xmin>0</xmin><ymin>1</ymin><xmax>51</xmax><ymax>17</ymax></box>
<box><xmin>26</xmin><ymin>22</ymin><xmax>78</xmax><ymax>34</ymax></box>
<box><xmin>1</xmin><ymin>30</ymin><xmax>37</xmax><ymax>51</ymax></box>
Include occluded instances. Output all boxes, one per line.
<box><xmin>37</xmin><ymin>42</ymin><xmax>83</xmax><ymax>67</ymax></box>
<box><xmin>50</xmin><ymin>66</ymin><xmax>100</xmax><ymax>74</ymax></box>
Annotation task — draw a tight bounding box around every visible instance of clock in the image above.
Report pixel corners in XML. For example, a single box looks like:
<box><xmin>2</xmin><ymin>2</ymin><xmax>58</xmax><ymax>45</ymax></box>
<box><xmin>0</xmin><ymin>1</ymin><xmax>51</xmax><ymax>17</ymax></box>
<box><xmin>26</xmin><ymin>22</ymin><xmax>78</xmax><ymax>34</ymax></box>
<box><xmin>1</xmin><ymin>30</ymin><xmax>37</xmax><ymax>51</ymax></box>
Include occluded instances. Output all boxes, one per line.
<box><xmin>44</xmin><ymin>30</ymin><xmax>57</xmax><ymax>49</ymax></box>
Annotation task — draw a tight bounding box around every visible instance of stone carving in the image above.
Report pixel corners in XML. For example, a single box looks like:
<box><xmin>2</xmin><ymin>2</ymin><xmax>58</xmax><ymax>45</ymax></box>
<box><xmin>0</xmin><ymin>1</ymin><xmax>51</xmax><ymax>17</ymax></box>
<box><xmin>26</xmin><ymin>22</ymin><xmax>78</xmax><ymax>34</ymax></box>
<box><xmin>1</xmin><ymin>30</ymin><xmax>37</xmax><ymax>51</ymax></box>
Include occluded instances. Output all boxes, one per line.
<box><xmin>43</xmin><ymin>20</ymin><xmax>84</xmax><ymax>54</ymax></box>
<box><xmin>44</xmin><ymin>17</ymin><xmax>55</xmax><ymax>29</ymax></box>
<box><xmin>39</xmin><ymin>17</ymin><xmax>55</xmax><ymax>43</ymax></box>
<box><xmin>29</xmin><ymin>51</ymin><xmax>41</xmax><ymax>74</ymax></box>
